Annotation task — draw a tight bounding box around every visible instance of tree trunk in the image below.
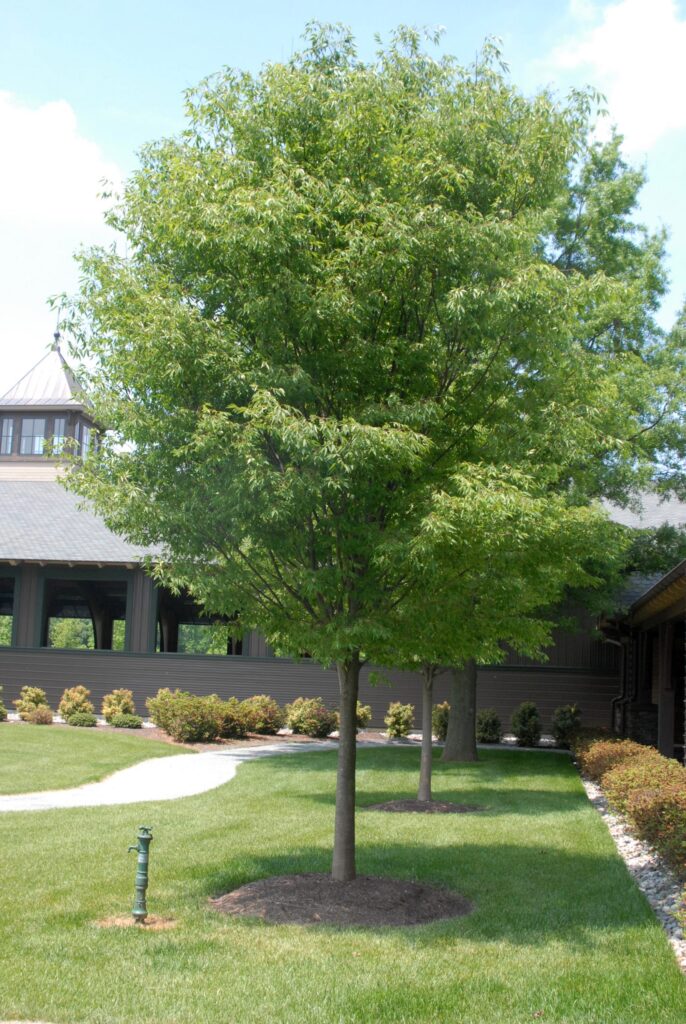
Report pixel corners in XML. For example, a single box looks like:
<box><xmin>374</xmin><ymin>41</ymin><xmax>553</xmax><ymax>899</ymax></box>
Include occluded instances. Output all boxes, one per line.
<box><xmin>332</xmin><ymin>653</ymin><xmax>360</xmax><ymax>881</ymax></box>
<box><xmin>442</xmin><ymin>659</ymin><xmax>478</xmax><ymax>762</ymax></box>
<box><xmin>418</xmin><ymin>665</ymin><xmax>435</xmax><ymax>802</ymax></box>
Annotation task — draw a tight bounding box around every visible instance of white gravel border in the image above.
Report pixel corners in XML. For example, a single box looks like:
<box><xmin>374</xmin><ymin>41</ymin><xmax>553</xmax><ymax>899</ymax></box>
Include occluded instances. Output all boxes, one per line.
<box><xmin>580</xmin><ymin>774</ymin><xmax>686</xmax><ymax>972</ymax></box>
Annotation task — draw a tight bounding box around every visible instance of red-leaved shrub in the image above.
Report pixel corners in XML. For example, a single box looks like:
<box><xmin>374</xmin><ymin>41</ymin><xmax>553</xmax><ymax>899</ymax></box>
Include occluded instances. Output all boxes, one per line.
<box><xmin>576</xmin><ymin>738</ymin><xmax>650</xmax><ymax>781</ymax></box>
<box><xmin>603</xmin><ymin>751</ymin><xmax>682</xmax><ymax>813</ymax></box>
<box><xmin>626</xmin><ymin>785</ymin><xmax>686</xmax><ymax>876</ymax></box>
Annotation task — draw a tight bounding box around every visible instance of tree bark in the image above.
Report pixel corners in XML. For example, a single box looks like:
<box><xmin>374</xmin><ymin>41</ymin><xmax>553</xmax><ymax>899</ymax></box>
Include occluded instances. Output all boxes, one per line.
<box><xmin>442</xmin><ymin>659</ymin><xmax>478</xmax><ymax>762</ymax></box>
<box><xmin>417</xmin><ymin>664</ymin><xmax>435</xmax><ymax>802</ymax></box>
<box><xmin>332</xmin><ymin>652</ymin><xmax>360</xmax><ymax>881</ymax></box>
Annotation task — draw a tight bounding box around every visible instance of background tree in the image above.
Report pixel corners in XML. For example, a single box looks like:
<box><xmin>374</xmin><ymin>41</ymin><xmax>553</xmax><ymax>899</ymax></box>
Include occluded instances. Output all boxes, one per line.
<box><xmin>64</xmin><ymin>26</ymin><xmax>685</xmax><ymax>882</ymax></box>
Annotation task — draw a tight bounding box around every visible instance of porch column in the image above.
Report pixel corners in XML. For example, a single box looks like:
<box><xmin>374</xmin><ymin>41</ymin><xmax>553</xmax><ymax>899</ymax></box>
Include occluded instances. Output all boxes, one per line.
<box><xmin>657</xmin><ymin>621</ymin><xmax>675</xmax><ymax>757</ymax></box>
<box><xmin>13</xmin><ymin>565</ymin><xmax>42</xmax><ymax>648</ymax></box>
<box><xmin>128</xmin><ymin>570</ymin><xmax>157</xmax><ymax>653</ymax></box>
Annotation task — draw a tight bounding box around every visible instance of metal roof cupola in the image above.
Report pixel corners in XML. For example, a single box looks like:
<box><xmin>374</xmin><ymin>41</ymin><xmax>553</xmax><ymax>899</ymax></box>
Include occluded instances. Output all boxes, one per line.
<box><xmin>0</xmin><ymin>337</ymin><xmax>97</xmax><ymax>472</ymax></box>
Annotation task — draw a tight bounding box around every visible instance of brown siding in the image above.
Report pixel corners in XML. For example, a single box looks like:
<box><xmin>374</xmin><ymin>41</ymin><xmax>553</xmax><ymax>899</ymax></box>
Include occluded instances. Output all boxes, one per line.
<box><xmin>0</xmin><ymin>648</ymin><xmax>619</xmax><ymax>731</ymax></box>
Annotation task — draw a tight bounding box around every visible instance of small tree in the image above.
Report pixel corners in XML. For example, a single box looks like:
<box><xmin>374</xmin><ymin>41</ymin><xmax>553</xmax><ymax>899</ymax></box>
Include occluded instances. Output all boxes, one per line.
<box><xmin>64</xmin><ymin>26</ymin><xmax>685</xmax><ymax>880</ymax></box>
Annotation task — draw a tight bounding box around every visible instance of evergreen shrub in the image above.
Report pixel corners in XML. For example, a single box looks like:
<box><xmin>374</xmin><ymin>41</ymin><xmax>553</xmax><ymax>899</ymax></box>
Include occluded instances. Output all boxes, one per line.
<box><xmin>432</xmin><ymin>701</ymin><xmax>450</xmax><ymax>741</ymax></box>
<box><xmin>476</xmin><ymin>708</ymin><xmax>502</xmax><ymax>743</ymax></box>
<box><xmin>14</xmin><ymin>686</ymin><xmax>50</xmax><ymax>720</ymax></box>
<box><xmin>511</xmin><ymin>701</ymin><xmax>541</xmax><ymax>747</ymax></box>
<box><xmin>109</xmin><ymin>713</ymin><xmax>143</xmax><ymax>729</ymax></box>
<box><xmin>102</xmin><ymin>689</ymin><xmax>136</xmax><ymax>723</ymax></box>
<box><xmin>68</xmin><ymin>711</ymin><xmax>98</xmax><ymax>727</ymax></box>
<box><xmin>285</xmin><ymin>697</ymin><xmax>338</xmax><ymax>738</ymax></box>
<box><xmin>0</xmin><ymin>686</ymin><xmax>7</xmax><ymax>722</ymax></box>
<box><xmin>58</xmin><ymin>685</ymin><xmax>94</xmax><ymax>721</ymax></box>
<box><xmin>355</xmin><ymin>701</ymin><xmax>372</xmax><ymax>730</ymax></box>
<box><xmin>551</xmin><ymin>703</ymin><xmax>581</xmax><ymax>748</ymax></box>
<box><xmin>384</xmin><ymin>702</ymin><xmax>414</xmax><ymax>738</ymax></box>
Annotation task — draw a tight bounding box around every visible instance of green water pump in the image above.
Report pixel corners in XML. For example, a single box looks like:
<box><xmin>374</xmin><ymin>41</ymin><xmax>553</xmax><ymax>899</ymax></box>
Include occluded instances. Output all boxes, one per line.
<box><xmin>128</xmin><ymin>825</ymin><xmax>153</xmax><ymax>923</ymax></box>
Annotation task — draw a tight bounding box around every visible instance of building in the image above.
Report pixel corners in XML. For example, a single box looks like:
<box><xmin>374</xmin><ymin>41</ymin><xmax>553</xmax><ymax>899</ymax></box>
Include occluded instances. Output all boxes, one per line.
<box><xmin>1</xmin><ymin>343</ymin><xmax>678</xmax><ymax>746</ymax></box>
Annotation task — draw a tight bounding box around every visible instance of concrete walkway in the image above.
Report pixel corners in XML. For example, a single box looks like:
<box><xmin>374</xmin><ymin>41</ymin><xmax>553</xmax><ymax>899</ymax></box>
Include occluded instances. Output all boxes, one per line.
<box><xmin>0</xmin><ymin>741</ymin><xmax>338</xmax><ymax>813</ymax></box>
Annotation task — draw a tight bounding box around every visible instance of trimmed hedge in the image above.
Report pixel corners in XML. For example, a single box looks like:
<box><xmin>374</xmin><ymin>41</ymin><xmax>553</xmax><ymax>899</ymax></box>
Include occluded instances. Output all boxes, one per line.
<box><xmin>241</xmin><ymin>695</ymin><xmax>285</xmax><ymax>735</ymax></box>
<box><xmin>603</xmin><ymin>752</ymin><xmax>684</xmax><ymax>814</ymax></box>
<box><xmin>578</xmin><ymin>735</ymin><xmax>686</xmax><ymax>878</ymax></box>
<box><xmin>576</xmin><ymin>738</ymin><xmax>650</xmax><ymax>782</ymax></box>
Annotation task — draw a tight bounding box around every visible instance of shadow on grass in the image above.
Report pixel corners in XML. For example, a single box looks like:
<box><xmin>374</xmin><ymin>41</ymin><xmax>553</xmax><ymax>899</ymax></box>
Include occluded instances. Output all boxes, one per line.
<box><xmin>200</xmin><ymin>838</ymin><xmax>645</xmax><ymax>947</ymax></box>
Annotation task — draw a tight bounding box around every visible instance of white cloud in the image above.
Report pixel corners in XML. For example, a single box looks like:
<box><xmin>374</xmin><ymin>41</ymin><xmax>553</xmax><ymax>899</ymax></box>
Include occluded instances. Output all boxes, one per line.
<box><xmin>548</xmin><ymin>0</ymin><xmax>686</xmax><ymax>153</ymax></box>
<box><xmin>0</xmin><ymin>93</ymin><xmax>122</xmax><ymax>387</ymax></box>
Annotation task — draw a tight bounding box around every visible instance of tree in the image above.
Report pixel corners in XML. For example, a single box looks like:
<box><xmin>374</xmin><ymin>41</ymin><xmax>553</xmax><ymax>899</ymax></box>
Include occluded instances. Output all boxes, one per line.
<box><xmin>64</xmin><ymin>25</ymin><xmax>685</xmax><ymax>882</ymax></box>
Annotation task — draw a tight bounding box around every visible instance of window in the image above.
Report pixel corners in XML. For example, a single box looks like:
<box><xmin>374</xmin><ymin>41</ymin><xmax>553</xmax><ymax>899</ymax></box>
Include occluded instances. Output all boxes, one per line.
<box><xmin>52</xmin><ymin>417</ymin><xmax>66</xmax><ymax>454</ymax></box>
<box><xmin>0</xmin><ymin>418</ymin><xmax>13</xmax><ymax>455</ymax></box>
<box><xmin>81</xmin><ymin>424</ymin><xmax>91</xmax><ymax>458</ymax></box>
<box><xmin>19</xmin><ymin>418</ymin><xmax>46</xmax><ymax>455</ymax></box>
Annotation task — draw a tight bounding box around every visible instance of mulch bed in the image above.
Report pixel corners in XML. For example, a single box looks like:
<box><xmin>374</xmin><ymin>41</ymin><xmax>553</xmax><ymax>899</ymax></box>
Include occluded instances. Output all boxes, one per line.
<box><xmin>210</xmin><ymin>872</ymin><xmax>473</xmax><ymax>927</ymax></box>
<box><xmin>365</xmin><ymin>799</ymin><xmax>486</xmax><ymax>814</ymax></box>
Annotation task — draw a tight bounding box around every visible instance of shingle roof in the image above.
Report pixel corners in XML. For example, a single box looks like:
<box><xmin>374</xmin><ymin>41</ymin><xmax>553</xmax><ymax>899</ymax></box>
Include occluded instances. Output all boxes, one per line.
<box><xmin>0</xmin><ymin>482</ymin><xmax>154</xmax><ymax>564</ymax></box>
<box><xmin>0</xmin><ymin>347</ymin><xmax>84</xmax><ymax>409</ymax></box>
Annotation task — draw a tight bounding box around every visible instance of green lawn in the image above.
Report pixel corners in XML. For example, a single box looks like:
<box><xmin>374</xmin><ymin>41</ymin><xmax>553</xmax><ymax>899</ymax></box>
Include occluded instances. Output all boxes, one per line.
<box><xmin>0</xmin><ymin>723</ymin><xmax>188</xmax><ymax>793</ymax></box>
<box><xmin>0</xmin><ymin>746</ymin><xmax>684</xmax><ymax>1024</ymax></box>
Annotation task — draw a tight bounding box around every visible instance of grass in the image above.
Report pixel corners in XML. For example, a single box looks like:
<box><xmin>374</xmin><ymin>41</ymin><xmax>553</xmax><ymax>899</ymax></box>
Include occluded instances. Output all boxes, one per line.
<box><xmin>0</xmin><ymin>745</ymin><xmax>684</xmax><ymax>1023</ymax></box>
<box><xmin>0</xmin><ymin>723</ymin><xmax>188</xmax><ymax>793</ymax></box>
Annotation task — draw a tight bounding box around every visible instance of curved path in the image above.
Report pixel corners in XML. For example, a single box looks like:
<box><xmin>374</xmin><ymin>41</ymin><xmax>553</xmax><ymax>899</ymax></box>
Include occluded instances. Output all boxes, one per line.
<box><xmin>0</xmin><ymin>741</ymin><xmax>339</xmax><ymax>813</ymax></box>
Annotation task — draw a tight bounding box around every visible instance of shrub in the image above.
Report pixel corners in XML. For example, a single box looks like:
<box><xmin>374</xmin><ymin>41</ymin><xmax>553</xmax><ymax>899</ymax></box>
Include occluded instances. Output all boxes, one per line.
<box><xmin>511</xmin><ymin>701</ymin><xmax>541</xmax><ymax>747</ymax></box>
<box><xmin>146</xmin><ymin>689</ymin><xmax>220</xmax><ymax>743</ymax></box>
<box><xmin>102</xmin><ymin>688</ymin><xmax>136</xmax><ymax>723</ymax></box>
<box><xmin>285</xmin><ymin>697</ymin><xmax>338</xmax><ymax>738</ymax></box>
<box><xmin>0</xmin><ymin>686</ymin><xmax>7</xmax><ymax>722</ymax></box>
<box><xmin>27</xmin><ymin>705</ymin><xmax>53</xmax><ymax>725</ymax></box>
<box><xmin>432</xmin><ymin>701</ymin><xmax>450</xmax><ymax>741</ymax></box>
<box><xmin>109</xmin><ymin>713</ymin><xmax>143</xmax><ymax>729</ymax></box>
<box><xmin>14</xmin><ymin>686</ymin><xmax>50</xmax><ymax>721</ymax></box>
<box><xmin>576</xmin><ymin>738</ymin><xmax>650</xmax><ymax>782</ymax></box>
<box><xmin>602</xmin><ymin>750</ymin><xmax>683</xmax><ymax>814</ymax></box>
<box><xmin>476</xmin><ymin>708</ymin><xmax>502</xmax><ymax>744</ymax></box>
<box><xmin>626</xmin><ymin>784</ymin><xmax>686</xmax><ymax>875</ymax></box>
<box><xmin>355</xmin><ymin>701</ymin><xmax>372</xmax><ymax>730</ymax></box>
<box><xmin>68</xmin><ymin>711</ymin><xmax>98</xmax><ymax>728</ymax></box>
<box><xmin>569</xmin><ymin>726</ymin><xmax>611</xmax><ymax>757</ymax></box>
<box><xmin>241</xmin><ymin>694</ymin><xmax>285</xmax><ymax>734</ymax></box>
<box><xmin>58</xmin><ymin>685</ymin><xmax>94</xmax><ymax>721</ymax></box>
<box><xmin>210</xmin><ymin>696</ymin><xmax>251</xmax><ymax>739</ymax></box>
<box><xmin>385</xmin><ymin>702</ymin><xmax>414</xmax><ymax>738</ymax></box>
<box><xmin>551</xmin><ymin>704</ymin><xmax>581</xmax><ymax>749</ymax></box>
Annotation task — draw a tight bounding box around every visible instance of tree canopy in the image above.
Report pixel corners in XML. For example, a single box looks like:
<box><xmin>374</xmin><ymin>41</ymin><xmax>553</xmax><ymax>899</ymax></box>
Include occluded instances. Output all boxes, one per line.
<box><xmin>64</xmin><ymin>25</ymin><xmax>686</xmax><ymax>879</ymax></box>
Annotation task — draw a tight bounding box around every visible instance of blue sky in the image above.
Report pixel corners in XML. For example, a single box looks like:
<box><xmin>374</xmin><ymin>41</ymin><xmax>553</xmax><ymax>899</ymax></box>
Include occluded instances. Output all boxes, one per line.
<box><xmin>1</xmin><ymin>0</ymin><xmax>685</xmax><ymax>386</ymax></box>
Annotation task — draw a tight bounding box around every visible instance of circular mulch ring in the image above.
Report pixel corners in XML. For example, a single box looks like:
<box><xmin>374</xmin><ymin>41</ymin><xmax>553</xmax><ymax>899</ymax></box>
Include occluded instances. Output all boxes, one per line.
<box><xmin>210</xmin><ymin>873</ymin><xmax>472</xmax><ymax>927</ymax></box>
<box><xmin>365</xmin><ymin>799</ymin><xmax>486</xmax><ymax>814</ymax></box>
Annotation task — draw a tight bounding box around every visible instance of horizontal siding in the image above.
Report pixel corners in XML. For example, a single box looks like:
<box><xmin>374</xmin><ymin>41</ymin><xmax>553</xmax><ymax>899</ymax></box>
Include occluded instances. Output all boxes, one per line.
<box><xmin>0</xmin><ymin>648</ymin><xmax>619</xmax><ymax>731</ymax></box>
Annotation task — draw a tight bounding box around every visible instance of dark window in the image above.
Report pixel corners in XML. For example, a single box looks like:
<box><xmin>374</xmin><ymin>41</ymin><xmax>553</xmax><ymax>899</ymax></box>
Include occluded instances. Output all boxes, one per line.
<box><xmin>19</xmin><ymin>417</ymin><xmax>46</xmax><ymax>455</ymax></box>
<box><xmin>0</xmin><ymin>418</ymin><xmax>13</xmax><ymax>455</ymax></box>
<box><xmin>52</xmin><ymin>417</ymin><xmax>66</xmax><ymax>453</ymax></box>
